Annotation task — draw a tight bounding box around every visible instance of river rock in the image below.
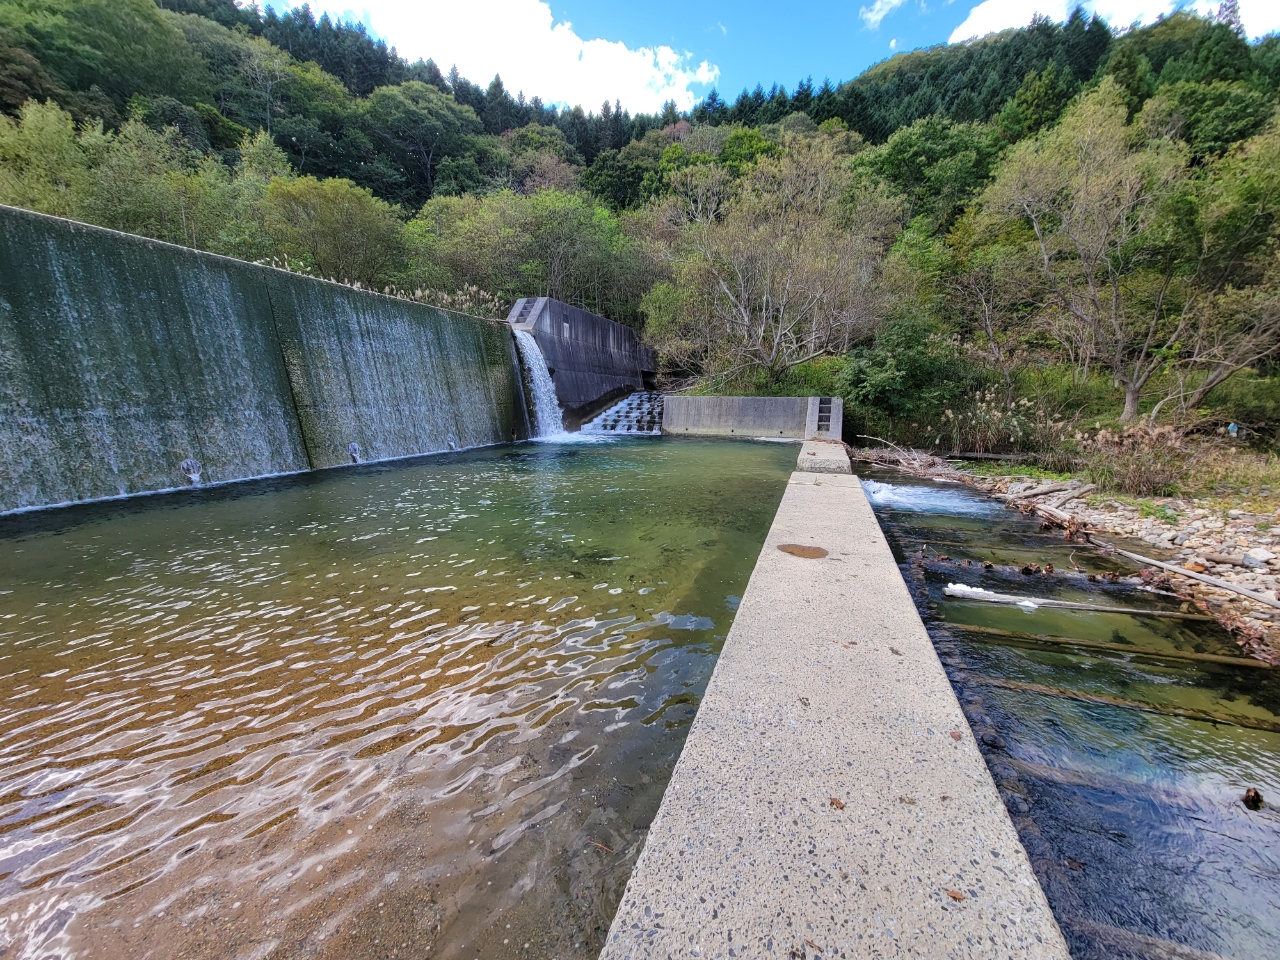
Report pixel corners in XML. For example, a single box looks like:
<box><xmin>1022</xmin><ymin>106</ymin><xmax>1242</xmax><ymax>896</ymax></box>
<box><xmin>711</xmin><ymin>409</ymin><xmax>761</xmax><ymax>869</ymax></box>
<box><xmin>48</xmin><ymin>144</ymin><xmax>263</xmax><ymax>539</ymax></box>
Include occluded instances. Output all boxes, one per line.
<box><xmin>1243</xmin><ymin>548</ymin><xmax>1277</xmax><ymax>569</ymax></box>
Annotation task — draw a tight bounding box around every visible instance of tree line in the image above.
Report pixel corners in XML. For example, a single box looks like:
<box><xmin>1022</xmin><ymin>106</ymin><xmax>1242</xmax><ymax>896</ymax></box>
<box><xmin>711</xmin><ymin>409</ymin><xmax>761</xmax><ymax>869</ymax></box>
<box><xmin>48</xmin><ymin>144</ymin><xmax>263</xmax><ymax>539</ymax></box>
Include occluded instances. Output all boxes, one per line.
<box><xmin>634</xmin><ymin>5</ymin><xmax>1280</xmax><ymax>452</ymax></box>
<box><xmin>2</xmin><ymin>1</ymin><xmax>1280</xmax><ymax>452</ymax></box>
<box><xmin>0</xmin><ymin>0</ymin><xmax>672</xmax><ymax>210</ymax></box>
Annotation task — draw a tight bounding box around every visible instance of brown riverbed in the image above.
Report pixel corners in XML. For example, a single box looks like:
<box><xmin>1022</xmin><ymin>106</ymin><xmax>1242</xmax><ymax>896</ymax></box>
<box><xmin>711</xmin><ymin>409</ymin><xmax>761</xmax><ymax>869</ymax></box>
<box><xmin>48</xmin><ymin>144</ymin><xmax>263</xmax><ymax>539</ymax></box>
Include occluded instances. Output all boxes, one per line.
<box><xmin>0</xmin><ymin>438</ymin><xmax>795</xmax><ymax>960</ymax></box>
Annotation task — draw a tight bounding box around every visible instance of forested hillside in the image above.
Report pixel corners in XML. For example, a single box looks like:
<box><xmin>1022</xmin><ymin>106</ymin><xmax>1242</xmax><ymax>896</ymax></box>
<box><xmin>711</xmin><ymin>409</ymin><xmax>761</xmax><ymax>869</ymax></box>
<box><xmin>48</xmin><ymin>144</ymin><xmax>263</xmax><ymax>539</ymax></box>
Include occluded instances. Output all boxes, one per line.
<box><xmin>3</xmin><ymin>0</ymin><xmax>1280</xmax><ymax>481</ymax></box>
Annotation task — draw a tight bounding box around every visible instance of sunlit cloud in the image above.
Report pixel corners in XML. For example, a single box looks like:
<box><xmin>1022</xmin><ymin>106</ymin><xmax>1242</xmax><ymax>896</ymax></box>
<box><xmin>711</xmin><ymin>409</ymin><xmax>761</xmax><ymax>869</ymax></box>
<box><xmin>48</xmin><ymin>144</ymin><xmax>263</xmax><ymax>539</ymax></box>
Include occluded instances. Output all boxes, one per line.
<box><xmin>949</xmin><ymin>0</ymin><xmax>1279</xmax><ymax>43</ymax></box>
<box><xmin>288</xmin><ymin>0</ymin><xmax>720</xmax><ymax>113</ymax></box>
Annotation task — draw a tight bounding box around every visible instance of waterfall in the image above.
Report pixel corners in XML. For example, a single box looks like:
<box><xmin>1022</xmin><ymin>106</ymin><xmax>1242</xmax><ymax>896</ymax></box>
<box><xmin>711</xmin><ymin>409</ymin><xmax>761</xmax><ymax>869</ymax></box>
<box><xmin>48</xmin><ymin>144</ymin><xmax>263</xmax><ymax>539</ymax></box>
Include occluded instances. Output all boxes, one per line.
<box><xmin>514</xmin><ymin>330</ymin><xmax>565</xmax><ymax>438</ymax></box>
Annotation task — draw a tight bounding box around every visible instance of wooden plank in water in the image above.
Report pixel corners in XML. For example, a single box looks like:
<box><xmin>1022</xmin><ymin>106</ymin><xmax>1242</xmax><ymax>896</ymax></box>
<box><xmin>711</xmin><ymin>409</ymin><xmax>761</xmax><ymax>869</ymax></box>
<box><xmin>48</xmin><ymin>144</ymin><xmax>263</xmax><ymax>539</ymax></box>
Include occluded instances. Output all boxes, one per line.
<box><xmin>952</xmin><ymin>623</ymin><xmax>1270</xmax><ymax>669</ymax></box>
<box><xmin>967</xmin><ymin>673</ymin><xmax>1280</xmax><ymax>734</ymax></box>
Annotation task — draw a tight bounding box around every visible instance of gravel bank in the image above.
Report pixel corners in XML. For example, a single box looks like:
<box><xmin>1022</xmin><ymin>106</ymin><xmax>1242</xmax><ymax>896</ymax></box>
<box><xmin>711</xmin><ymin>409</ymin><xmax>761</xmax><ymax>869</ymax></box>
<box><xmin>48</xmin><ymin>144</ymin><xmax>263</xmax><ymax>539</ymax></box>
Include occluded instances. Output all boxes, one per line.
<box><xmin>969</xmin><ymin>475</ymin><xmax>1280</xmax><ymax>663</ymax></box>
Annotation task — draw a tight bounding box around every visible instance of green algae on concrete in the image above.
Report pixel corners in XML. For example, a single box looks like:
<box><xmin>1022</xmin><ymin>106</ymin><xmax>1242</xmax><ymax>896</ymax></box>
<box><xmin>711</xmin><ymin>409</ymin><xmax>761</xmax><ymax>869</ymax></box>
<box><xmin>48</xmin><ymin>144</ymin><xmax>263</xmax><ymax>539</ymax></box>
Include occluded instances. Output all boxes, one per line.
<box><xmin>268</xmin><ymin>274</ymin><xmax>528</xmax><ymax>468</ymax></box>
<box><xmin>0</xmin><ymin>205</ymin><xmax>529</xmax><ymax>512</ymax></box>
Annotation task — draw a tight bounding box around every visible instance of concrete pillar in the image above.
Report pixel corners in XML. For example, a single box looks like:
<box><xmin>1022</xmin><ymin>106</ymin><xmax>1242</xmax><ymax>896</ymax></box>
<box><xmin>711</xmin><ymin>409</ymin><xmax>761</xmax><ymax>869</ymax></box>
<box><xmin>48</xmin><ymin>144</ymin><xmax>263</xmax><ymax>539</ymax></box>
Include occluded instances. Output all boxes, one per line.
<box><xmin>804</xmin><ymin>396</ymin><xmax>843</xmax><ymax>440</ymax></box>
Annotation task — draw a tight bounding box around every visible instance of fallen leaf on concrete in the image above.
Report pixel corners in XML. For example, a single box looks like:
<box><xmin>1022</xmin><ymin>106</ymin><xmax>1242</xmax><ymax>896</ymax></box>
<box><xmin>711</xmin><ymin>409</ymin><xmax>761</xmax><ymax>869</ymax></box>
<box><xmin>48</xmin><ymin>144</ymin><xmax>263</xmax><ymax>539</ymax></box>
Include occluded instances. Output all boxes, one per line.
<box><xmin>899</xmin><ymin>796</ymin><xmax>917</xmax><ymax>805</ymax></box>
<box><xmin>950</xmin><ymin>731</ymin><xmax>962</xmax><ymax>741</ymax></box>
<box><xmin>803</xmin><ymin>938</ymin><xmax>822</xmax><ymax>952</ymax></box>
<box><xmin>890</xmin><ymin>647</ymin><xmax>903</xmax><ymax>656</ymax></box>
<box><xmin>829</xmin><ymin>797</ymin><xmax>845</xmax><ymax>810</ymax></box>
<box><xmin>946</xmin><ymin>890</ymin><xmax>966</xmax><ymax>901</ymax></box>
<box><xmin>940</xmin><ymin>795</ymin><xmax>951</xmax><ymax>801</ymax></box>
<box><xmin>779</xmin><ymin>544</ymin><xmax>828</xmax><ymax>559</ymax></box>
<box><xmin>586</xmin><ymin>840</ymin><xmax>614</xmax><ymax>853</ymax></box>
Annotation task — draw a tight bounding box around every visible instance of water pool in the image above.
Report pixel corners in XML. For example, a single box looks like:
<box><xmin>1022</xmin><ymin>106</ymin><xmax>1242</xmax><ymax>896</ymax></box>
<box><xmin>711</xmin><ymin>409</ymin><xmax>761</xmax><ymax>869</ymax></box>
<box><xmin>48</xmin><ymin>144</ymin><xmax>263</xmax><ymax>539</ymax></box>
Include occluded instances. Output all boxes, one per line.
<box><xmin>866</xmin><ymin>470</ymin><xmax>1280</xmax><ymax>960</ymax></box>
<box><xmin>0</xmin><ymin>438</ymin><xmax>797</xmax><ymax>960</ymax></box>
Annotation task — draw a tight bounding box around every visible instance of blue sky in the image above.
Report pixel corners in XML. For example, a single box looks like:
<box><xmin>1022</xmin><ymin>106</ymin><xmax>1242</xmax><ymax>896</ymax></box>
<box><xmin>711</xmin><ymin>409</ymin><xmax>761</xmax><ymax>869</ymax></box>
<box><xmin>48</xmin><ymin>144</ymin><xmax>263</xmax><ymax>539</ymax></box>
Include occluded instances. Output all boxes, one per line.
<box><xmin>530</xmin><ymin>1</ymin><xmax>974</xmax><ymax>96</ymax></box>
<box><xmin>288</xmin><ymin>1</ymin><xmax>1280</xmax><ymax>113</ymax></box>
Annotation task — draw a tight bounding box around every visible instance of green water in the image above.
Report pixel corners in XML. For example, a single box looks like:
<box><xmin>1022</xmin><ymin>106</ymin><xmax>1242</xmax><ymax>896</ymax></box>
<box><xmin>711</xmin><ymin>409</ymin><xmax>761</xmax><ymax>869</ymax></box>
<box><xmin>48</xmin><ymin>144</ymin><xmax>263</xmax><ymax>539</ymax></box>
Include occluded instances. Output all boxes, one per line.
<box><xmin>865</xmin><ymin>473</ymin><xmax>1280</xmax><ymax>960</ymax></box>
<box><xmin>0</xmin><ymin>437</ymin><xmax>796</xmax><ymax>960</ymax></box>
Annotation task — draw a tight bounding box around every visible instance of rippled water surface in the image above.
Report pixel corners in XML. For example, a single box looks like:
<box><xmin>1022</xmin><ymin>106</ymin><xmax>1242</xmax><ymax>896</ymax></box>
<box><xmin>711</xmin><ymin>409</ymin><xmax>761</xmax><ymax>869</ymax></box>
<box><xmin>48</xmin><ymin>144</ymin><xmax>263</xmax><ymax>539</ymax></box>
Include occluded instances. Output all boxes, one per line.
<box><xmin>0</xmin><ymin>438</ymin><xmax>796</xmax><ymax>960</ymax></box>
<box><xmin>866</xmin><ymin>471</ymin><xmax>1280</xmax><ymax>960</ymax></box>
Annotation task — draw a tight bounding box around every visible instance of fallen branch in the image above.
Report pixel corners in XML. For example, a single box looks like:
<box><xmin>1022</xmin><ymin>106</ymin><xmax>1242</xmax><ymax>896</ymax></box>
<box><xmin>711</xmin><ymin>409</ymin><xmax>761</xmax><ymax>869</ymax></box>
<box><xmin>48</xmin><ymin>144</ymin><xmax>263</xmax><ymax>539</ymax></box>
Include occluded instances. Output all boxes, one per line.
<box><xmin>849</xmin><ymin>441</ymin><xmax>967</xmax><ymax>480</ymax></box>
<box><xmin>1045</xmin><ymin>483</ymin><xmax>1096</xmax><ymax>509</ymax></box>
<box><xmin>1015</xmin><ymin>481</ymin><xmax>1073</xmax><ymax>499</ymax></box>
<box><xmin>969</xmin><ymin>674</ymin><xmax>1280</xmax><ymax>733</ymax></box>
<box><xmin>1086</xmin><ymin>538</ymin><xmax>1280</xmax><ymax>611</ymax></box>
<box><xmin>1029</xmin><ymin>501</ymin><xmax>1074</xmax><ymax>525</ymax></box>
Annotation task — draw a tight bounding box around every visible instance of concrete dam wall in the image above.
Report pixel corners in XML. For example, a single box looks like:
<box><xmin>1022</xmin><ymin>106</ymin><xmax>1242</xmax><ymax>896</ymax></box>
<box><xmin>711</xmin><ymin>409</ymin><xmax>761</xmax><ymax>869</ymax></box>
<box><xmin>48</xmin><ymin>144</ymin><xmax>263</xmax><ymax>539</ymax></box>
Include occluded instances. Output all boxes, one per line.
<box><xmin>0</xmin><ymin>205</ymin><xmax>530</xmax><ymax>513</ymax></box>
<box><xmin>662</xmin><ymin>395</ymin><xmax>844</xmax><ymax>440</ymax></box>
<box><xmin>507</xmin><ymin>297</ymin><xmax>656</xmax><ymax>424</ymax></box>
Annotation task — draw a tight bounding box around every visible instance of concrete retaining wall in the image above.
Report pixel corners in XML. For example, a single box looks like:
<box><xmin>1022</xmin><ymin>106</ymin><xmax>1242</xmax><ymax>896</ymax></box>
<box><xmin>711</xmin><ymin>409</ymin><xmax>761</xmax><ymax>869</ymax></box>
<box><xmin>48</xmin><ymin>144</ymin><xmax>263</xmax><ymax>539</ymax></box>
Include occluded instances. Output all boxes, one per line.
<box><xmin>507</xmin><ymin>297</ymin><xmax>656</xmax><ymax>421</ymax></box>
<box><xmin>602</xmin><ymin>451</ymin><xmax>1069</xmax><ymax>959</ymax></box>
<box><xmin>661</xmin><ymin>395</ymin><xmax>843</xmax><ymax>440</ymax></box>
<box><xmin>0</xmin><ymin>205</ymin><xmax>529</xmax><ymax>513</ymax></box>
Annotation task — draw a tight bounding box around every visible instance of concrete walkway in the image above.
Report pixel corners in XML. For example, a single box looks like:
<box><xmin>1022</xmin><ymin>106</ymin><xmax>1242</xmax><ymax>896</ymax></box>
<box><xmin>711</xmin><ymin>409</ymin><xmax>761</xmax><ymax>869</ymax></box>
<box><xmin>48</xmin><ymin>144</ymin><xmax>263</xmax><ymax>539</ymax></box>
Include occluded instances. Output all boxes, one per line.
<box><xmin>601</xmin><ymin>463</ymin><xmax>1069</xmax><ymax>959</ymax></box>
<box><xmin>796</xmin><ymin>439</ymin><xmax>852</xmax><ymax>475</ymax></box>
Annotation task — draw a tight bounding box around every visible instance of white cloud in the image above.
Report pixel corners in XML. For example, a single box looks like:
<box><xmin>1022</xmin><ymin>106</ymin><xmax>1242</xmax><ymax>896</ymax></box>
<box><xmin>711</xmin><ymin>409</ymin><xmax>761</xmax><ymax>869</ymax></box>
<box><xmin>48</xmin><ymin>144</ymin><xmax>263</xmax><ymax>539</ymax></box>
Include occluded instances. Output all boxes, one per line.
<box><xmin>949</xmin><ymin>0</ymin><xmax>1280</xmax><ymax>43</ymax></box>
<box><xmin>890</xmin><ymin>38</ymin><xmax>899</xmax><ymax>49</ymax></box>
<box><xmin>289</xmin><ymin>0</ymin><xmax>720</xmax><ymax>113</ymax></box>
<box><xmin>948</xmin><ymin>0</ymin><xmax>1069</xmax><ymax>41</ymax></box>
<box><xmin>860</xmin><ymin>0</ymin><xmax>910</xmax><ymax>31</ymax></box>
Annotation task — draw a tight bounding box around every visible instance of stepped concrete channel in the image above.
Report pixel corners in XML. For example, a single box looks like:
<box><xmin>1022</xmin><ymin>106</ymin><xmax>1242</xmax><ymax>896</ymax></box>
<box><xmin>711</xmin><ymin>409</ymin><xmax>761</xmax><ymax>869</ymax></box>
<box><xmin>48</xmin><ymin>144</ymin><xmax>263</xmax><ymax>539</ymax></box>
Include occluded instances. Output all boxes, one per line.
<box><xmin>602</xmin><ymin>440</ymin><xmax>1069</xmax><ymax>959</ymax></box>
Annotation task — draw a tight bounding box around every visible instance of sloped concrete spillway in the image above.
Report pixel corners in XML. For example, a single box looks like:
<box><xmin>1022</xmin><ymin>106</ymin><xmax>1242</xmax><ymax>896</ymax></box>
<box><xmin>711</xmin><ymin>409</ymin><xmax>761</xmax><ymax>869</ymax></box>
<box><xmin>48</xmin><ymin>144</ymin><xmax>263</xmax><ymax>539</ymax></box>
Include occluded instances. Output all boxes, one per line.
<box><xmin>0</xmin><ymin>205</ymin><xmax>530</xmax><ymax>514</ymax></box>
<box><xmin>507</xmin><ymin>298</ymin><xmax>657</xmax><ymax>428</ymax></box>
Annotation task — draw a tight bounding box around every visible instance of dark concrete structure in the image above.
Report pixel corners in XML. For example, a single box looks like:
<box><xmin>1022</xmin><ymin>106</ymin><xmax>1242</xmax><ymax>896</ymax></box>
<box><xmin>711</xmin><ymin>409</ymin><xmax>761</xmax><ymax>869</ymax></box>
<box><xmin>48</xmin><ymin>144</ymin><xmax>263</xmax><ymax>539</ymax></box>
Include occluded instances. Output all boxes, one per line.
<box><xmin>661</xmin><ymin>395</ymin><xmax>843</xmax><ymax>440</ymax></box>
<box><xmin>506</xmin><ymin>297</ymin><xmax>657</xmax><ymax>425</ymax></box>
<box><xmin>0</xmin><ymin>205</ymin><xmax>530</xmax><ymax>513</ymax></box>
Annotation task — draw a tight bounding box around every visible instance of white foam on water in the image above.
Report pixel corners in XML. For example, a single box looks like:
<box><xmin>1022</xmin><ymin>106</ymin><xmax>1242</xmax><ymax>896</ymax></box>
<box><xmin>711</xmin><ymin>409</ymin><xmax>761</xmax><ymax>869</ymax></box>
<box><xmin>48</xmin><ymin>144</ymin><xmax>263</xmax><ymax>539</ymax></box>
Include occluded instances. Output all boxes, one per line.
<box><xmin>861</xmin><ymin>478</ymin><xmax>1003</xmax><ymax>517</ymax></box>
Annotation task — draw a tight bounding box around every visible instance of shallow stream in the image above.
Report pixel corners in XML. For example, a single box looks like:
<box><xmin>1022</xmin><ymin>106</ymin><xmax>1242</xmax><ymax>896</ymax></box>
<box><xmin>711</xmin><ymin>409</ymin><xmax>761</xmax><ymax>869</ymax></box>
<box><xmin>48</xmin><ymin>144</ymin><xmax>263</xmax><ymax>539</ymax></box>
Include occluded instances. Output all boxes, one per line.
<box><xmin>865</xmin><ymin>471</ymin><xmax>1280</xmax><ymax>960</ymax></box>
<box><xmin>0</xmin><ymin>438</ymin><xmax>796</xmax><ymax>960</ymax></box>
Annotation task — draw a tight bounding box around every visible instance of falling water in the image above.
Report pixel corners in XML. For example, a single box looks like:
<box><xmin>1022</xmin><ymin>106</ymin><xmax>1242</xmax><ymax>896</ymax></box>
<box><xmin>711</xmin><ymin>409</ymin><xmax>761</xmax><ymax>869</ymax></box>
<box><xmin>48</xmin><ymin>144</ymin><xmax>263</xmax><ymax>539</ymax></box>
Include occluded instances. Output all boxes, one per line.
<box><xmin>514</xmin><ymin>330</ymin><xmax>565</xmax><ymax>438</ymax></box>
